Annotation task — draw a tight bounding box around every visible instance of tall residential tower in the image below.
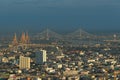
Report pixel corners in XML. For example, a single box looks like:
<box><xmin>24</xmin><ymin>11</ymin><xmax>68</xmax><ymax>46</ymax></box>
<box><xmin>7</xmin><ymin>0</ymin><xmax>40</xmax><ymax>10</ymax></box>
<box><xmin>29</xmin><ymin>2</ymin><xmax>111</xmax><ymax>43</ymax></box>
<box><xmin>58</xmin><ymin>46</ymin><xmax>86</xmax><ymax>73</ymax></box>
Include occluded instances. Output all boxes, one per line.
<box><xmin>19</xmin><ymin>56</ymin><xmax>30</xmax><ymax>69</ymax></box>
<box><xmin>35</xmin><ymin>50</ymin><xmax>47</xmax><ymax>64</ymax></box>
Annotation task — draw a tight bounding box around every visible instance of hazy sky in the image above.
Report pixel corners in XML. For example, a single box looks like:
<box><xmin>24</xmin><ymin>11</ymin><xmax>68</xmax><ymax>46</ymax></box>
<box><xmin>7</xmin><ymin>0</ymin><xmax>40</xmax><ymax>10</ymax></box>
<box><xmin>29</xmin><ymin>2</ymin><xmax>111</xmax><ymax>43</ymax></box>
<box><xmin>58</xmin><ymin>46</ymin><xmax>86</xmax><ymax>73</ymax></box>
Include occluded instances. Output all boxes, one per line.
<box><xmin>0</xmin><ymin>0</ymin><xmax>120</xmax><ymax>33</ymax></box>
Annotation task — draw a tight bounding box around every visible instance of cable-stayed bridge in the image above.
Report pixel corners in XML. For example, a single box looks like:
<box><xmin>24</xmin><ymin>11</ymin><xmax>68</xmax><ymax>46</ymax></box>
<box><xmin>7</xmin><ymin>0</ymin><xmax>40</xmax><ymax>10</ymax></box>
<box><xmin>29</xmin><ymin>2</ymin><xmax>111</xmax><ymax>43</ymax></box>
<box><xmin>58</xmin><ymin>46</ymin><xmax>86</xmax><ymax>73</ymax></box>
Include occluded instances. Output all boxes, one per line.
<box><xmin>34</xmin><ymin>29</ymin><xmax>63</xmax><ymax>40</ymax></box>
<box><xmin>64</xmin><ymin>28</ymin><xmax>96</xmax><ymax>39</ymax></box>
<box><xmin>34</xmin><ymin>28</ymin><xmax>96</xmax><ymax>40</ymax></box>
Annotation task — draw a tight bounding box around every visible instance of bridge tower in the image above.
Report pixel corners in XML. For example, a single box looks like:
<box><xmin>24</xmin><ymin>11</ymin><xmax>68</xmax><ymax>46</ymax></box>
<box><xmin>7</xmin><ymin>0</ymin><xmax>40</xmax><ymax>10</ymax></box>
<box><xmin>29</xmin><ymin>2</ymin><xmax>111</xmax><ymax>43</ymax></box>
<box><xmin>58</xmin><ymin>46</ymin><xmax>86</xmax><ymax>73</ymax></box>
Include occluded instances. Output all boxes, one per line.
<box><xmin>46</xmin><ymin>28</ymin><xmax>49</xmax><ymax>40</ymax></box>
<box><xmin>26</xmin><ymin>32</ymin><xmax>30</xmax><ymax>44</ymax></box>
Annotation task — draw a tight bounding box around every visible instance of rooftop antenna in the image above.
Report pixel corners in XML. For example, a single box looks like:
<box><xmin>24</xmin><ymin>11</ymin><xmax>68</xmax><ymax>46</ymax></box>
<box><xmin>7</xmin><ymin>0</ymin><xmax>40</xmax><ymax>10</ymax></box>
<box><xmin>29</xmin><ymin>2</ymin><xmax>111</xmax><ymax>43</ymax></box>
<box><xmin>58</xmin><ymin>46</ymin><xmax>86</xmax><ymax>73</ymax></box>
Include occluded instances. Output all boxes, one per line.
<box><xmin>79</xmin><ymin>26</ymin><xmax>83</xmax><ymax>39</ymax></box>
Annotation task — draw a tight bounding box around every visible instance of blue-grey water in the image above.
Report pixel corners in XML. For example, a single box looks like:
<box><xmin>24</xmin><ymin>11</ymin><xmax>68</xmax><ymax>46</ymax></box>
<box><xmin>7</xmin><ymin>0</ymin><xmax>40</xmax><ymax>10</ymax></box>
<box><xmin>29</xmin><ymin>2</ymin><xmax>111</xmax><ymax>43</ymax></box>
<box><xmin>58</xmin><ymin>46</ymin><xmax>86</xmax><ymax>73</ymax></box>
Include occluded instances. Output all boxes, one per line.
<box><xmin>0</xmin><ymin>0</ymin><xmax>120</xmax><ymax>33</ymax></box>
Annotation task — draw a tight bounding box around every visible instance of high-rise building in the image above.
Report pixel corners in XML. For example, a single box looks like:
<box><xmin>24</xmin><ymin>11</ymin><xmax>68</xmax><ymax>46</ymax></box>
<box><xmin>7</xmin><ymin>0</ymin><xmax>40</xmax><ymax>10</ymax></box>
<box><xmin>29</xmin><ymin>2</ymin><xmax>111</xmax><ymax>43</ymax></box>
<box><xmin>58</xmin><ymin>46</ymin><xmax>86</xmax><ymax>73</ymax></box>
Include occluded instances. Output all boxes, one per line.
<box><xmin>19</xmin><ymin>56</ymin><xmax>30</xmax><ymax>69</ymax></box>
<box><xmin>35</xmin><ymin>50</ymin><xmax>47</xmax><ymax>64</ymax></box>
<box><xmin>20</xmin><ymin>32</ymin><xmax>30</xmax><ymax>44</ymax></box>
<box><xmin>20</xmin><ymin>32</ymin><xmax>26</xmax><ymax>44</ymax></box>
<box><xmin>12</xmin><ymin>33</ymin><xmax>18</xmax><ymax>46</ymax></box>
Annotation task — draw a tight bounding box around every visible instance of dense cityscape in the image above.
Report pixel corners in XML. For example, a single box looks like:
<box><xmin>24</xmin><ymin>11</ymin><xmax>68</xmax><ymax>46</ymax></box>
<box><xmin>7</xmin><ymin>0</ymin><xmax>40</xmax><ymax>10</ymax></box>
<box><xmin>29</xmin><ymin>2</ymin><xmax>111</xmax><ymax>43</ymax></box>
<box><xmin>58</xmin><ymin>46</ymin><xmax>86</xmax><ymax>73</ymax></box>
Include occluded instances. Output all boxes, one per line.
<box><xmin>0</xmin><ymin>29</ymin><xmax>120</xmax><ymax>80</ymax></box>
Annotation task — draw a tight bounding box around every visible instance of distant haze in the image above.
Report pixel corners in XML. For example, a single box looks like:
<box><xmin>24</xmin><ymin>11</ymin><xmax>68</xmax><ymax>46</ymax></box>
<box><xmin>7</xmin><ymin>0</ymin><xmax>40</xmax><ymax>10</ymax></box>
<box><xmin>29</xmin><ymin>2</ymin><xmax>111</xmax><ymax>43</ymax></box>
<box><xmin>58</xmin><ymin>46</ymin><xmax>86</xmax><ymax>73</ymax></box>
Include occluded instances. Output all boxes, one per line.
<box><xmin>0</xmin><ymin>0</ymin><xmax>120</xmax><ymax>34</ymax></box>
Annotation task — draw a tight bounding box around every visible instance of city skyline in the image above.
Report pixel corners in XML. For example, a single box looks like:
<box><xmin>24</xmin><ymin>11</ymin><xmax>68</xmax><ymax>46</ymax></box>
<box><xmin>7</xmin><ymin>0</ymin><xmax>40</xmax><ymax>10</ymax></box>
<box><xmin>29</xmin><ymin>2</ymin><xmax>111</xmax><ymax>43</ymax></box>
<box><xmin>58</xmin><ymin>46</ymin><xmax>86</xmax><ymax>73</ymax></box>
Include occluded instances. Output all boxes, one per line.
<box><xmin>1</xmin><ymin>0</ymin><xmax>120</xmax><ymax>79</ymax></box>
